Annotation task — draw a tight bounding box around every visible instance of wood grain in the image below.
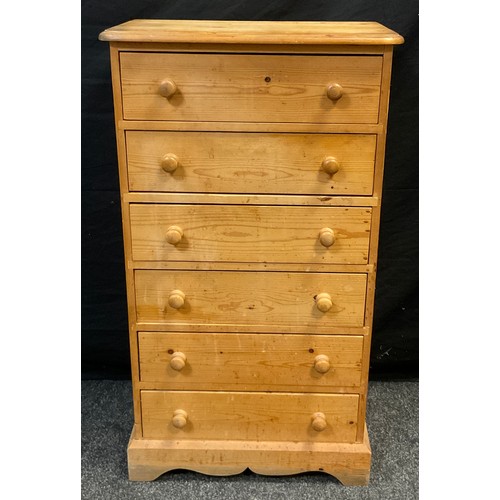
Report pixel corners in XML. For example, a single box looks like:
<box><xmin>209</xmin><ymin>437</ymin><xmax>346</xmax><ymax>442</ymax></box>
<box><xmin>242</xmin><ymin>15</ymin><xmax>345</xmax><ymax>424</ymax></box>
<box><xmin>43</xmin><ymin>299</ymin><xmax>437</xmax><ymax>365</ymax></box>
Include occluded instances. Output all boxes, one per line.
<box><xmin>138</xmin><ymin>332</ymin><xmax>363</xmax><ymax>391</ymax></box>
<box><xmin>120</xmin><ymin>53</ymin><xmax>383</xmax><ymax>124</ymax></box>
<box><xmin>112</xmin><ymin>41</ymin><xmax>387</xmax><ymax>55</ymax></box>
<box><xmin>128</xmin><ymin>423</ymin><xmax>371</xmax><ymax>484</ymax></box>
<box><xmin>130</xmin><ymin>204</ymin><xmax>371</xmax><ymax>265</ymax></box>
<box><xmin>120</xmin><ymin>119</ymin><xmax>383</xmax><ymax>134</ymax></box>
<box><xmin>135</xmin><ymin>322</ymin><xmax>369</xmax><ymax>336</ymax></box>
<box><xmin>129</xmin><ymin>261</ymin><xmax>373</xmax><ymax>273</ymax></box>
<box><xmin>126</xmin><ymin>131</ymin><xmax>376</xmax><ymax>195</ymax></box>
<box><xmin>109</xmin><ymin>44</ymin><xmax>144</xmax><ymax>431</ymax></box>
<box><xmin>99</xmin><ymin>20</ymin><xmax>404</xmax><ymax>45</ymax></box>
<box><xmin>124</xmin><ymin>192</ymin><xmax>379</xmax><ymax>207</ymax></box>
<box><xmin>134</xmin><ymin>270</ymin><xmax>367</xmax><ymax>329</ymax></box>
<box><xmin>141</xmin><ymin>390</ymin><xmax>359</xmax><ymax>443</ymax></box>
<box><xmin>357</xmin><ymin>47</ymin><xmax>395</xmax><ymax>441</ymax></box>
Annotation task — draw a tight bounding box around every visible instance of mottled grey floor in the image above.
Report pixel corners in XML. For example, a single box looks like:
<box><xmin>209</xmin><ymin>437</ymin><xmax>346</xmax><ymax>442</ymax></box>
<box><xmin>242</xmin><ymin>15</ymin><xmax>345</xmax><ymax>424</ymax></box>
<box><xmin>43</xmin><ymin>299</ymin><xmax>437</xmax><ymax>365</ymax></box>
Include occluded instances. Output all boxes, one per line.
<box><xmin>82</xmin><ymin>380</ymin><xmax>418</xmax><ymax>499</ymax></box>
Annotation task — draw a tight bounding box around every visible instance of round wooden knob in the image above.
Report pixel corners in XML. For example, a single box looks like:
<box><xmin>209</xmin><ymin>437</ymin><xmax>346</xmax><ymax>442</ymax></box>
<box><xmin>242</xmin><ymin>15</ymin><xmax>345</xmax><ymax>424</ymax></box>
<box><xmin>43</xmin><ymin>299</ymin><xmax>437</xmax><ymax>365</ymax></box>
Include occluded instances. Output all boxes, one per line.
<box><xmin>326</xmin><ymin>83</ymin><xmax>343</xmax><ymax>101</ymax></box>
<box><xmin>161</xmin><ymin>153</ymin><xmax>180</xmax><ymax>173</ymax></box>
<box><xmin>319</xmin><ymin>228</ymin><xmax>335</xmax><ymax>247</ymax></box>
<box><xmin>316</xmin><ymin>292</ymin><xmax>333</xmax><ymax>313</ymax></box>
<box><xmin>170</xmin><ymin>352</ymin><xmax>187</xmax><ymax>371</ymax></box>
<box><xmin>168</xmin><ymin>290</ymin><xmax>185</xmax><ymax>309</ymax></box>
<box><xmin>311</xmin><ymin>412</ymin><xmax>327</xmax><ymax>432</ymax></box>
<box><xmin>321</xmin><ymin>157</ymin><xmax>340</xmax><ymax>176</ymax></box>
<box><xmin>172</xmin><ymin>409</ymin><xmax>188</xmax><ymax>429</ymax></box>
<box><xmin>314</xmin><ymin>354</ymin><xmax>331</xmax><ymax>374</ymax></box>
<box><xmin>159</xmin><ymin>79</ymin><xmax>177</xmax><ymax>98</ymax></box>
<box><xmin>166</xmin><ymin>225</ymin><xmax>183</xmax><ymax>245</ymax></box>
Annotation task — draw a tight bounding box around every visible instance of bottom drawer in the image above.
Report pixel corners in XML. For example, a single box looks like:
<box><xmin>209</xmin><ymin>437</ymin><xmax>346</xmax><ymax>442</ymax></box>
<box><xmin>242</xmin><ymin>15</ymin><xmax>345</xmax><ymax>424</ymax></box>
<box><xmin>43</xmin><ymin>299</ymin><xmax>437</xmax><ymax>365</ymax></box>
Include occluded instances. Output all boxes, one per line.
<box><xmin>141</xmin><ymin>390</ymin><xmax>359</xmax><ymax>443</ymax></box>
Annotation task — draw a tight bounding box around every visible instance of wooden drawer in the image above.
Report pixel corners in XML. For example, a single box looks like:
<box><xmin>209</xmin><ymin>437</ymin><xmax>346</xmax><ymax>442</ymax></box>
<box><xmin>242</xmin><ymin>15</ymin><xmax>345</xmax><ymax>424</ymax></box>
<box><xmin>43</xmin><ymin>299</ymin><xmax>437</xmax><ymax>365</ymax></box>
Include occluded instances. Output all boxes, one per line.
<box><xmin>141</xmin><ymin>390</ymin><xmax>359</xmax><ymax>443</ymax></box>
<box><xmin>126</xmin><ymin>131</ymin><xmax>376</xmax><ymax>195</ymax></box>
<box><xmin>120</xmin><ymin>52</ymin><xmax>382</xmax><ymax>123</ymax></box>
<box><xmin>135</xmin><ymin>270</ymin><xmax>367</xmax><ymax>330</ymax></box>
<box><xmin>138</xmin><ymin>332</ymin><xmax>363</xmax><ymax>391</ymax></box>
<box><xmin>130</xmin><ymin>204</ymin><xmax>371</xmax><ymax>265</ymax></box>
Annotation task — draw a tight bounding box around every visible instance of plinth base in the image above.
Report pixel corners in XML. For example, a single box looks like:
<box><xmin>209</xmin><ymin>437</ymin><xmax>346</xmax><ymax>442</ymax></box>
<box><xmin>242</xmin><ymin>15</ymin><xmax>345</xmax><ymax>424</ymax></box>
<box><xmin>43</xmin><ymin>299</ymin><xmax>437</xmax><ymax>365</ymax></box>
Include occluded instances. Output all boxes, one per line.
<box><xmin>127</xmin><ymin>424</ymin><xmax>371</xmax><ymax>486</ymax></box>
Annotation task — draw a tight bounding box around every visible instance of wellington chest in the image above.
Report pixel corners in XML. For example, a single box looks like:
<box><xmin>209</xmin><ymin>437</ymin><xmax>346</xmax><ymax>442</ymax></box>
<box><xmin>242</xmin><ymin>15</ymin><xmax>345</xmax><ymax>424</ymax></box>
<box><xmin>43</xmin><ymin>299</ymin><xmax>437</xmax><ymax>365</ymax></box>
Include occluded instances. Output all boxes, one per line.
<box><xmin>99</xmin><ymin>19</ymin><xmax>403</xmax><ymax>485</ymax></box>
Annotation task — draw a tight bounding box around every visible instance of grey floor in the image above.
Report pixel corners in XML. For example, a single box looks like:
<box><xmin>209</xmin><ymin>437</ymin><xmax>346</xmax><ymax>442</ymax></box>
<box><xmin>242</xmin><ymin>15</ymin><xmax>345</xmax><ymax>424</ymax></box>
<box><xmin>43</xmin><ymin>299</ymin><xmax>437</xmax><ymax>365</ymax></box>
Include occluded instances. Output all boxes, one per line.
<box><xmin>82</xmin><ymin>380</ymin><xmax>418</xmax><ymax>499</ymax></box>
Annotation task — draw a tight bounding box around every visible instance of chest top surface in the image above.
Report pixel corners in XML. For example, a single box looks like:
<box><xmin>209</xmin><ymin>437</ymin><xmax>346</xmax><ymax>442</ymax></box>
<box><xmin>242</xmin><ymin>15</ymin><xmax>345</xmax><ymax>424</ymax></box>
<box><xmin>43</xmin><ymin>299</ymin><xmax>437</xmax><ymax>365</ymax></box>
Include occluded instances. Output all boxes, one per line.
<box><xmin>98</xmin><ymin>19</ymin><xmax>404</xmax><ymax>45</ymax></box>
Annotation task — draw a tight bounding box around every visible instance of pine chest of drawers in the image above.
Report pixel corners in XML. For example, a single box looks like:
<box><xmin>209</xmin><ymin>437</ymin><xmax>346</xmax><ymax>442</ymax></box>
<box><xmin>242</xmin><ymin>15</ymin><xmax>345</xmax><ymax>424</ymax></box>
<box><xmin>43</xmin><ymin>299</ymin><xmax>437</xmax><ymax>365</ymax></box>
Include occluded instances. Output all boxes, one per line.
<box><xmin>99</xmin><ymin>20</ymin><xmax>403</xmax><ymax>485</ymax></box>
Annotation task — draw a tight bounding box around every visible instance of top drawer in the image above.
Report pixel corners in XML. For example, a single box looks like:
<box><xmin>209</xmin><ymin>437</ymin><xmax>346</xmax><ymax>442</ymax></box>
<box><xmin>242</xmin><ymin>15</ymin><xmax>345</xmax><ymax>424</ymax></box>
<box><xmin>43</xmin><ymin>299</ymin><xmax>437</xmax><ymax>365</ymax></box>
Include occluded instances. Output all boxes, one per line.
<box><xmin>120</xmin><ymin>52</ymin><xmax>383</xmax><ymax>124</ymax></box>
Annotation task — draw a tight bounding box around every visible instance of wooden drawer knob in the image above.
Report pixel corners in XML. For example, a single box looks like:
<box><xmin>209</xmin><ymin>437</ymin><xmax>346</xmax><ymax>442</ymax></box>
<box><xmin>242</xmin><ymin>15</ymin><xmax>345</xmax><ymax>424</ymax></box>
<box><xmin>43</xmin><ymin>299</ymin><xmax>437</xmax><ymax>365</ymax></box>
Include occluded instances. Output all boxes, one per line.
<box><xmin>168</xmin><ymin>290</ymin><xmax>185</xmax><ymax>309</ymax></box>
<box><xmin>166</xmin><ymin>225</ymin><xmax>183</xmax><ymax>245</ymax></box>
<box><xmin>161</xmin><ymin>153</ymin><xmax>180</xmax><ymax>173</ymax></box>
<box><xmin>316</xmin><ymin>292</ymin><xmax>333</xmax><ymax>313</ymax></box>
<box><xmin>172</xmin><ymin>409</ymin><xmax>188</xmax><ymax>429</ymax></box>
<box><xmin>314</xmin><ymin>354</ymin><xmax>331</xmax><ymax>374</ymax></box>
<box><xmin>311</xmin><ymin>412</ymin><xmax>327</xmax><ymax>432</ymax></box>
<box><xmin>319</xmin><ymin>227</ymin><xmax>335</xmax><ymax>247</ymax></box>
<box><xmin>159</xmin><ymin>78</ymin><xmax>177</xmax><ymax>98</ymax></box>
<box><xmin>170</xmin><ymin>352</ymin><xmax>187</xmax><ymax>371</ymax></box>
<box><xmin>326</xmin><ymin>83</ymin><xmax>343</xmax><ymax>101</ymax></box>
<box><xmin>321</xmin><ymin>156</ymin><xmax>340</xmax><ymax>176</ymax></box>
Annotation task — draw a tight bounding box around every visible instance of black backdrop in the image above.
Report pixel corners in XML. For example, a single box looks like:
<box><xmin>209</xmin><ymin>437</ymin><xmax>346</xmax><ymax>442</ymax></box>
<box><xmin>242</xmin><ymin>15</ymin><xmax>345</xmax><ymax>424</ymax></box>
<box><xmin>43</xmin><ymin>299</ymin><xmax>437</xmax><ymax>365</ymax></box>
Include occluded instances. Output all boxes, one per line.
<box><xmin>82</xmin><ymin>1</ymin><xmax>418</xmax><ymax>380</ymax></box>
